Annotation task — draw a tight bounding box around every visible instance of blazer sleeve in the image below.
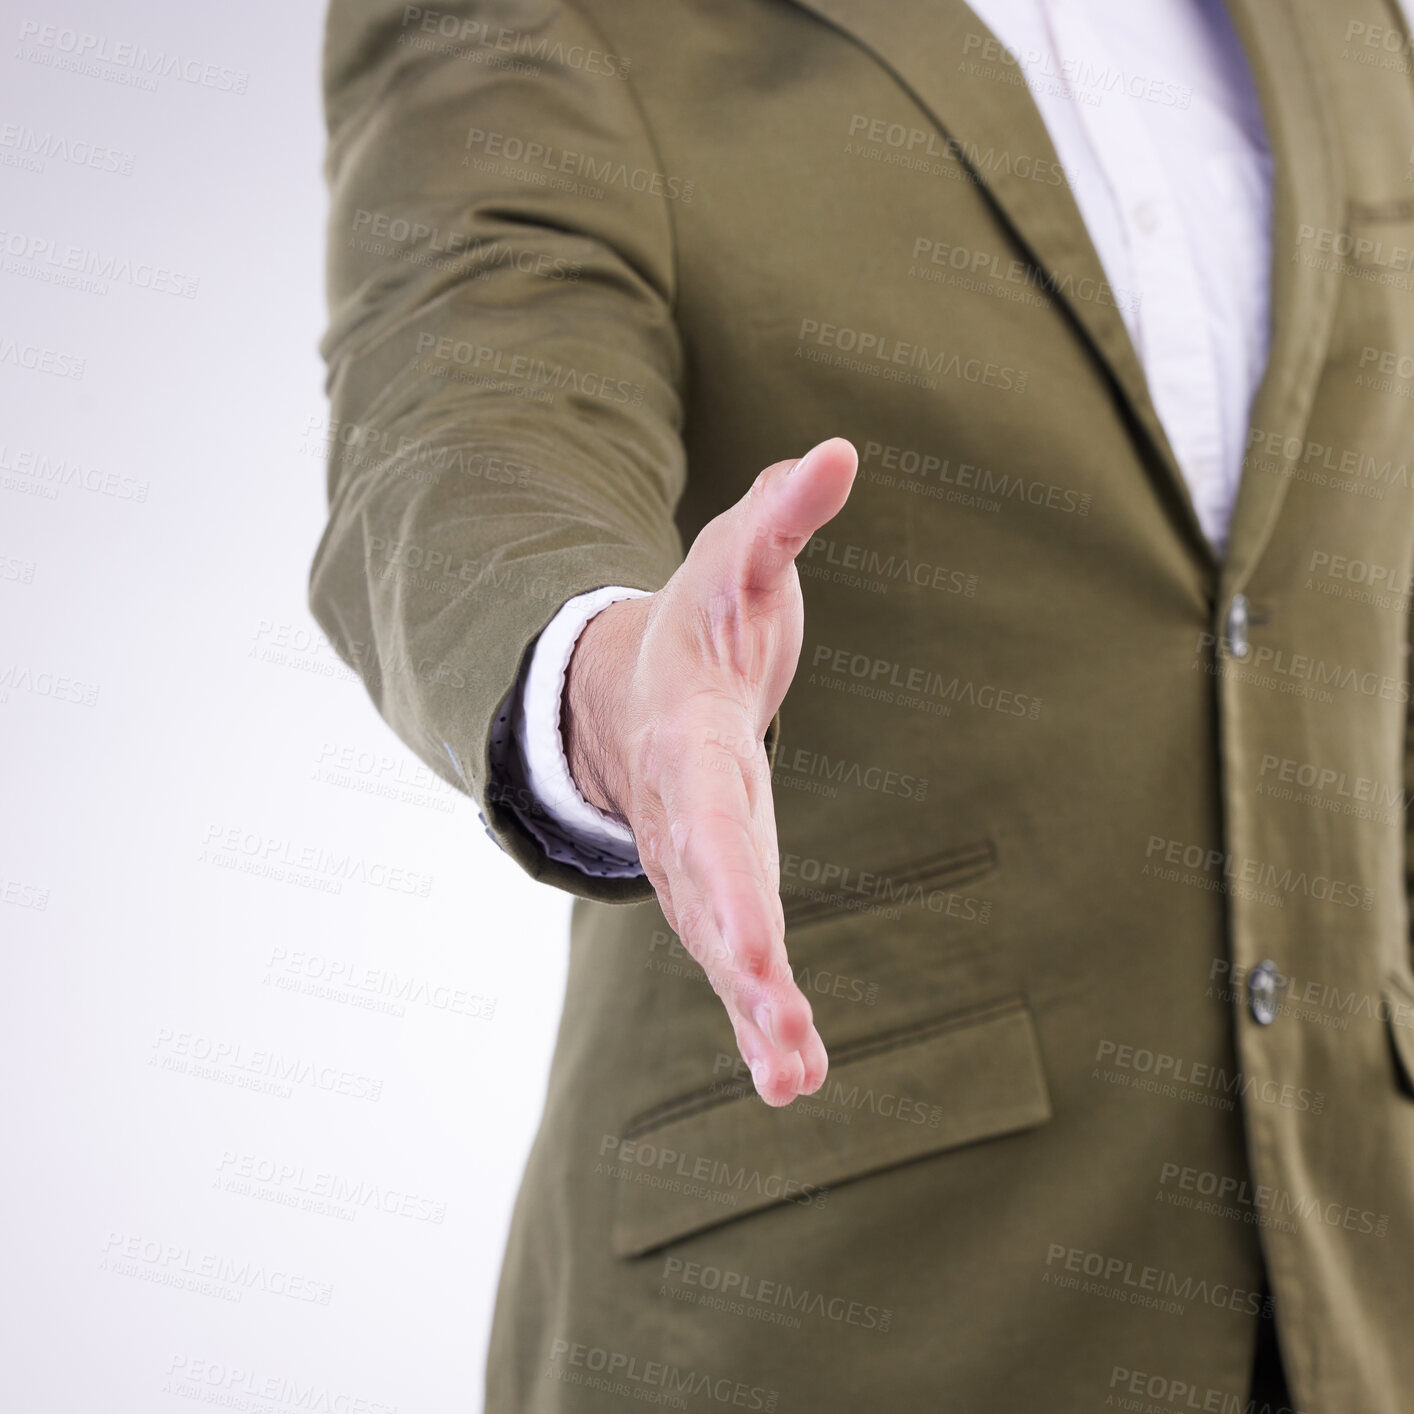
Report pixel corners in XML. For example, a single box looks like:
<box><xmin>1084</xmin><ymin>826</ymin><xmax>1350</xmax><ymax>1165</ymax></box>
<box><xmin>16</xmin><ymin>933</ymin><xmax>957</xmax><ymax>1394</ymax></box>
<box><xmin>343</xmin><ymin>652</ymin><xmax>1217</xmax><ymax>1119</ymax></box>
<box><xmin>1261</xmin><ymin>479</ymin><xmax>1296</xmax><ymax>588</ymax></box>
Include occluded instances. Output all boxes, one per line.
<box><xmin>310</xmin><ymin>0</ymin><xmax>686</xmax><ymax>903</ymax></box>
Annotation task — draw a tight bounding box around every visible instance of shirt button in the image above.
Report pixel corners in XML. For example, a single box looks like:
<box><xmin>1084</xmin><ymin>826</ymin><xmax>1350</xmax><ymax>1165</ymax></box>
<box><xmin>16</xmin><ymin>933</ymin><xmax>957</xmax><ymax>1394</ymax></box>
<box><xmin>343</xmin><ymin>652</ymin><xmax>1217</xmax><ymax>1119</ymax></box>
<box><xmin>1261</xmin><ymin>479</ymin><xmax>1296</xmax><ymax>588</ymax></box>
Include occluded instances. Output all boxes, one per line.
<box><xmin>1248</xmin><ymin>960</ymin><xmax>1281</xmax><ymax>1025</ymax></box>
<box><xmin>1226</xmin><ymin>594</ymin><xmax>1250</xmax><ymax>659</ymax></box>
<box><xmin>1133</xmin><ymin>200</ymin><xmax>1160</xmax><ymax>235</ymax></box>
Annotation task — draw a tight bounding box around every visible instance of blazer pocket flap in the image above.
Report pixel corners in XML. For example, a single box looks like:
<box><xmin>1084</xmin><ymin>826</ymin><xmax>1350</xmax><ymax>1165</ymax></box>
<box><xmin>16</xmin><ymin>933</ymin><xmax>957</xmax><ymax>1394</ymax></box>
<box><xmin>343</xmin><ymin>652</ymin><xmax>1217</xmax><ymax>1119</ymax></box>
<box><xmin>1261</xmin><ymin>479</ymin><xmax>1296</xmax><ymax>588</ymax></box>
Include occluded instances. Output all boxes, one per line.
<box><xmin>610</xmin><ymin>996</ymin><xmax>1051</xmax><ymax>1259</ymax></box>
<box><xmin>781</xmin><ymin>837</ymin><xmax>998</xmax><ymax>933</ymax></box>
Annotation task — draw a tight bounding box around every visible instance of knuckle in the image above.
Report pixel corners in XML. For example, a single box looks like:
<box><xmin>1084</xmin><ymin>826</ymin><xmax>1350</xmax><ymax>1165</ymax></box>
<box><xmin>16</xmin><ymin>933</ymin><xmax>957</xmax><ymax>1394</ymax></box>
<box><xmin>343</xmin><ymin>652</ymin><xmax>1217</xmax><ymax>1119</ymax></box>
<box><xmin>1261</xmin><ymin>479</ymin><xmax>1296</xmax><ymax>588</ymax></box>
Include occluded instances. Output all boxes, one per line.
<box><xmin>733</xmin><ymin>933</ymin><xmax>776</xmax><ymax>981</ymax></box>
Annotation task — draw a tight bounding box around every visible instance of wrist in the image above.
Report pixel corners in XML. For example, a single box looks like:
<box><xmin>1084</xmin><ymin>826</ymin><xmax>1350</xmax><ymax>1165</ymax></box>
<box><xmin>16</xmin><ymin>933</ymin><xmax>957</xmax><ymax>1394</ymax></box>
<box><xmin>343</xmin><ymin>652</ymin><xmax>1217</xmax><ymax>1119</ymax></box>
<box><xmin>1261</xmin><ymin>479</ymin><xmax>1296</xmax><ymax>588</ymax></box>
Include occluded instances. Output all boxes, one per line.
<box><xmin>563</xmin><ymin>595</ymin><xmax>651</xmax><ymax>822</ymax></box>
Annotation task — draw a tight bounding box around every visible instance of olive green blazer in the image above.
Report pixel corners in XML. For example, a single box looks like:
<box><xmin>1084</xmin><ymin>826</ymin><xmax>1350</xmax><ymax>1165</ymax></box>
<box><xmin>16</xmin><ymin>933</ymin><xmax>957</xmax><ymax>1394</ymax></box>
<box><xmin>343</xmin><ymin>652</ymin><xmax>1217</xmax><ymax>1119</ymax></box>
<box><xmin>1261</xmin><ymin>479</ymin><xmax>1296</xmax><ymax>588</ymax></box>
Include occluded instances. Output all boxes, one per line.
<box><xmin>311</xmin><ymin>0</ymin><xmax>1414</xmax><ymax>1408</ymax></box>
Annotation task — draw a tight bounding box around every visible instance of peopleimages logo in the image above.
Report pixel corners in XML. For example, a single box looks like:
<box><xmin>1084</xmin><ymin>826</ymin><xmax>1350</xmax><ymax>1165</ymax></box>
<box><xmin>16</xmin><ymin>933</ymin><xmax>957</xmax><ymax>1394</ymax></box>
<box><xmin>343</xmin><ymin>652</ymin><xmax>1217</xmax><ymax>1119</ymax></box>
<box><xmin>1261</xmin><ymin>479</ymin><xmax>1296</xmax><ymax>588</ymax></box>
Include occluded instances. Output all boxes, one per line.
<box><xmin>660</xmin><ymin>1255</ymin><xmax>893</xmax><ymax>1333</ymax></box>
<box><xmin>809</xmin><ymin>642</ymin><xmax>1042</xmax><ymax>719</ymax></box>
<box><xmin>414</xmin><ymin>332</ymin><xmax>644</xmax><ymax>406</ymax></box>
<box><xmin>774</xmin><ymin>742</ymin><xmax>929</xmax><ymax>803</ymax></box>
<box><xmin>15</xmin><ymin>20</ymin><xmax>249</xmax><ymax>93</ymax></box>
<box><xmin>1194</xmin><ymin>632</ymin><xmax>1411</xmax><ymax>707</ymax></box>
<box><xmin>1258</xmin><ymin>751</ymin><xmax>1407</xmax><ymax>814</ymax></box>
<box><xmin>544</xmin><ymin>1340</ymin><xmax>778</xmax><ymax>1410</ymax></box>
<box><xmin>399</xmin><ymin>7</ymin><xmax>631</xmax><ymax>78</ymax></box>
<box><xmin>859</xmin><ymin>438</ymin><xmax>1093</xmax><ymax>515</ymax></box>
<box><xmin>0</xmin><ymin>335</ymin><xmax>84</xmax><ymax>379</ymax></box>
<box><xmin>100</xmin><ymin>1233</ymin><xmax>332</xmax><ymax>1304</ymax></box>
<box><xmin>1157</xmin><ymin>1161</ymin><xmax>1389</xmax><ymax>1238</ymax></box>
<box><xmin>845</xmin><ymin>113</ymin><xmax>1073</xmax><ymax>187</ymax></box>
<box><xmin>1043</xmin><ymin>1244</ymin><xmax>1274</xmax><ymax>1319</ymax></box>
<box><xmin>0</xmin><ymin>228</ymin><xmax>200</xmax><ymax>297</ymax></box>
<box><xmin>802</xmin><ymin>534</ymin><xmax>978</xmax><ymax>598</ymax></box>
<box><xmin>596</xmin><ymin>1134</ymin><xmax>822</xmax><ymax>1208</ymax></box>
<box><xmin>164</xmin><ymin>1357</ymin><xmax>397</xmax><ymax>1414</ymax></box>
<box><xmin>796</xmin><ymin>317</ymin><xmax>1026</xmax><ymax>393</ymax></box>
<box><xmin>463</xmin><ymin>127</ymin><xmax>693</xmax><ymax>202</ymax></box>
<box><xmin>1094</xmin><ymin>1039</ymin><xmax>1325</xmax><ymax>1114</ymax></box>
<box><xmin>958</xmin><ymin>32</ymin><xmax>1194</xmax><ymax>110</ymax></box>
<box><xmin>0</xmin><ymin>123</ymin><xmax>137</xmax><ymax>174</ymax></box>
<box><xmin>1143</xmin><ymin>834</ymin><xmax>1375</xmax><ymax>911</ymax></box>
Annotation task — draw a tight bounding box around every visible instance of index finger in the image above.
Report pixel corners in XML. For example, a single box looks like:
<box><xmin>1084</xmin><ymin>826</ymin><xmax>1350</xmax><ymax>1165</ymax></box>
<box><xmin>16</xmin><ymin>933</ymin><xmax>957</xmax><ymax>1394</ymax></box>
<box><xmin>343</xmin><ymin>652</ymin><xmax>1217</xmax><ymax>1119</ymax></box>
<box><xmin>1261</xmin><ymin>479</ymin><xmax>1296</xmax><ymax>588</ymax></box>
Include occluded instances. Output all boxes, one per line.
<box><xmin>655</xmin><ymin>716</ymin><xmax>825</xmax><ymax>1100</ymax></box>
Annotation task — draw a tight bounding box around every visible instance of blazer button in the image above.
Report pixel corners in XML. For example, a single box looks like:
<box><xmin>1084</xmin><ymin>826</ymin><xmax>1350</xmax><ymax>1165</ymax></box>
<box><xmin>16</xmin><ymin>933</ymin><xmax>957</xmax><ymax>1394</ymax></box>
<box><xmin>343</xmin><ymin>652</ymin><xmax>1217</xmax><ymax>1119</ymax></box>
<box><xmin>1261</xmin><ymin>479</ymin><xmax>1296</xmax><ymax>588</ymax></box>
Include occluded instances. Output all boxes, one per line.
<box><xmin>1226</xmin><ymin>594</ymin><xmax>1250</xmax><ymax>659</ymax></box>
<box><xmin>1248</xmin><ymin>959</ymin><xmax>1280</xmax><ymax>1025</ymax></box>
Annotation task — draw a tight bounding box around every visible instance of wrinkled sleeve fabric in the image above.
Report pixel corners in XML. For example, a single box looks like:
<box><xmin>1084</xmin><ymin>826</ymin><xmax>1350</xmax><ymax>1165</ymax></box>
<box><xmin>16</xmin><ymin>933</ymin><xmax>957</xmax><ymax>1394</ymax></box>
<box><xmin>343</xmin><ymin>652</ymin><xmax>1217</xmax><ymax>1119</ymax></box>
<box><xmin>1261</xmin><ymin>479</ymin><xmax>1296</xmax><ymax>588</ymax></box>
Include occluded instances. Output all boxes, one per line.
<box><xmin>310</xmin><ymin>0</ymin><xmax>687</xmax><ymax>903</ymax></box>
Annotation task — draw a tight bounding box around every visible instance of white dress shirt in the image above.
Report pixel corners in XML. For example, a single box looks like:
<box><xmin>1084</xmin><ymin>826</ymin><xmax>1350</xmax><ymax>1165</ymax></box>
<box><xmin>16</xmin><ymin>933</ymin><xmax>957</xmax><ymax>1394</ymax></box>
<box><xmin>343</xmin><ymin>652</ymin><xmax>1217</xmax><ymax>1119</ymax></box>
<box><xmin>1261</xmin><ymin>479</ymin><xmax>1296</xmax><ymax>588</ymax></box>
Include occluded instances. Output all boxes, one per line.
<box><xmin>491</xmin><ymin>0</ymin><xmax>1275</xmax><ymax>876</ymax></box>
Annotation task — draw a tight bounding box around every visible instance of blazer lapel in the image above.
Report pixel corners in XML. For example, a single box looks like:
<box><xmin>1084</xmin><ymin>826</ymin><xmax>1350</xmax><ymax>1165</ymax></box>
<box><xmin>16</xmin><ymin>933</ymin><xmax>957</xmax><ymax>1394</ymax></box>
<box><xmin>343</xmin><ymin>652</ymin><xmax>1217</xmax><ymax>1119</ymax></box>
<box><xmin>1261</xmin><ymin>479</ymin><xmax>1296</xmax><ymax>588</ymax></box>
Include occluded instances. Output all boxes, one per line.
<box><xmin>784</xmin><ymin>0</ymin><xmax>1345</xmax><ymax>589</ymax></box>
<box><xmin>784</xmin><ymin>0</ymin><xmax>1214</xmax><ymax>566</ymax></box>
<box><xmin>1216</xmin><ymin>0</ymin><xmax>1345</xmax><ymax>597</ymax></box>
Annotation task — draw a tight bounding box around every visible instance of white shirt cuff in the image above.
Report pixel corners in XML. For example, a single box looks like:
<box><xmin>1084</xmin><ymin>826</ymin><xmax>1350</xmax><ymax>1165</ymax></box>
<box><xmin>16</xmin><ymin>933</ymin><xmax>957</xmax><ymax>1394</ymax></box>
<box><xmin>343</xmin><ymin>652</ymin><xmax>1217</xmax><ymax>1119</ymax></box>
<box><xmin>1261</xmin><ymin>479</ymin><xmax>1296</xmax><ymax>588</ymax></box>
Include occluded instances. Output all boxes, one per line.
<box><xmin>513</xmin><ymin>585</ymin><xmax>651</xmax><ymax>870</ymax></box>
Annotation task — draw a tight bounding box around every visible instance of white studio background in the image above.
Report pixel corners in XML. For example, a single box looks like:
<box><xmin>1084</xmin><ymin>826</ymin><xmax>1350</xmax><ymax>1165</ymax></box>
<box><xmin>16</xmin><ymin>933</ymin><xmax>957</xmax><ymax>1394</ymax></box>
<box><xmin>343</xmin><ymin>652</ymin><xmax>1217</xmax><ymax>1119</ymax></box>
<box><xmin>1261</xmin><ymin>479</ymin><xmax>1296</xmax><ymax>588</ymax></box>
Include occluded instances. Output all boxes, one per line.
<box><xmin>0</xmin><ymin>3</ymin><xmax>572</xmax><ymax>1411</ymax></box>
